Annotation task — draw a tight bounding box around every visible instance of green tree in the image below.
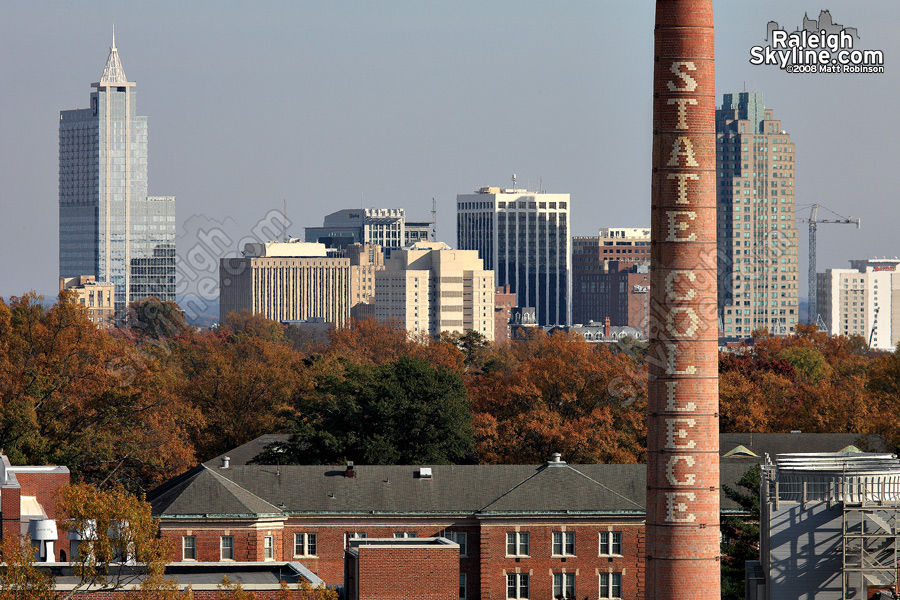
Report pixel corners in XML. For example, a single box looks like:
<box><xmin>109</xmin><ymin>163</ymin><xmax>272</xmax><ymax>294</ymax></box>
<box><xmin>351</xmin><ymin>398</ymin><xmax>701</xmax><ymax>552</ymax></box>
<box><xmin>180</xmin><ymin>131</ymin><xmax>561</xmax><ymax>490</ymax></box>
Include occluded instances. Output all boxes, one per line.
<box><xmin>721</xmin><ymin>465</ymin><xmax>761</xmax><ymax>600</ymax></box>
<box><xmin>256</xmin><ymin>356</ymin><xmax>473</xmax><ymax>465</ymax></box>
<box><xmin>127</xmin><ymin>297</ymin><xmax>190</xmax><ymax>340</ymax></box>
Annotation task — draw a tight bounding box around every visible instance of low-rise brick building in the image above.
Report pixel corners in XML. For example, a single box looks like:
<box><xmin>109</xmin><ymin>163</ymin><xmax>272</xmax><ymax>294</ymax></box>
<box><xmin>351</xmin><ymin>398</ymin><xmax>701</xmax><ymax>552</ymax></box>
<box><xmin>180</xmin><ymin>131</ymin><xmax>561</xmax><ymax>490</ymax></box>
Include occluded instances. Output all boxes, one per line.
<box><xmin>147</xmin><ymin>433</ymin><xmax>884</xmax><ymax>599</ymax></box>
<box><xmin>150</xmin><ymin>455</ymin><xmax>647</xmax><ymax>600</ymax></box>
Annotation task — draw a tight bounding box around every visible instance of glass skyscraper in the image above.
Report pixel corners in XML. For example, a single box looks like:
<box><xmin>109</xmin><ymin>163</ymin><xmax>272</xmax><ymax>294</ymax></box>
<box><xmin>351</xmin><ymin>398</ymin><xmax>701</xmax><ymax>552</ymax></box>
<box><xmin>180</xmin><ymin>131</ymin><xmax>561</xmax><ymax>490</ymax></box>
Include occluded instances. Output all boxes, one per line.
<box><xmin>59</xmin><ymin>32</ymin><xmax>175</xmax><ymax>311</ymax></box>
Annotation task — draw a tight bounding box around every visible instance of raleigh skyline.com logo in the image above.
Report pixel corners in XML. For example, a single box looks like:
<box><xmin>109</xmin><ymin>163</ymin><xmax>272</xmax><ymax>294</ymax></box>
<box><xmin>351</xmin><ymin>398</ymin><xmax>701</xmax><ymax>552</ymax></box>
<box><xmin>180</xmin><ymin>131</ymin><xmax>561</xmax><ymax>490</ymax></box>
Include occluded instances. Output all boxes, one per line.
<box><xmin>750</xmin><ymin>10</ymin><xmax>884</xmax><ymax>73</ymax></box>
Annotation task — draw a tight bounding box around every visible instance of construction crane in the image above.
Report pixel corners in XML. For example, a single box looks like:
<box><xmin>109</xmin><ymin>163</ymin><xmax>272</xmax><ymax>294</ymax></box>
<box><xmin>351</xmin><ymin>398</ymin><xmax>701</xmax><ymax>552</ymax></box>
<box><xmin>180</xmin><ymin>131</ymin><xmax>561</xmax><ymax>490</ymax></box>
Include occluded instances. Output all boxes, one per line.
<box><xmin>798</xmin><ymin>204</ymin><xmax>860</xmax><ymax>327</ymax></box>
<box><xmin>868</xmin><ymin>306</ymin><xmax>880</xmax><ymax>348</ymax></box>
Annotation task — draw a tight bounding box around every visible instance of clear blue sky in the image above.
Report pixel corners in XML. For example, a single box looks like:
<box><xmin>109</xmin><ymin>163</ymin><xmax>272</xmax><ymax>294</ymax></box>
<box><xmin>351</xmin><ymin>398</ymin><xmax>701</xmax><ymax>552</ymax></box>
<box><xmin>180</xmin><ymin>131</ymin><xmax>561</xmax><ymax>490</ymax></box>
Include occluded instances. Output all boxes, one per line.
<box><xmin>1</xmin><ymin>1</ymin><xmax>897</xmax><ymax>302</ymax></box>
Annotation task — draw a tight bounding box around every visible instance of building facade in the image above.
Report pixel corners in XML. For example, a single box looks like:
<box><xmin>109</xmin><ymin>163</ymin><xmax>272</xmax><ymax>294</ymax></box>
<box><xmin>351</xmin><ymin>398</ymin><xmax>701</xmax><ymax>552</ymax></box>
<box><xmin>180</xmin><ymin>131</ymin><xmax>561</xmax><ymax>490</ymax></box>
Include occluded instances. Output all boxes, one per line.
<box><xmin>716</xmin><ymin>92</ymin><xmax>800</xmax><ymax>337</ymax></box>
<box><xmin>758</xmin><ymin>452</ymin><xmax>900</xmax><ymax>599</ymax></box>
<box><xmin>374</xmin><ymin>242</ymin><xmax>494</xmax><ymax>339</ymax></box>
<box><xmin>817</xmin><ymin>258</ymin><xmax>900</xmax><ymax>350</ymax></box>
<box><xmin>59</xmin><ymin>33</ymin><xmax>175</xmax><ymax>310</ymax></box>
<box><xmin>60</xmin><ymin>275</ymin><xmax>116</xmax><ymax>329</ymax></box>
<box><xmin>572</xmin><ymin>228</ymin><xmax>650</xmax><ymax>333</ymax></box>
<box><xmin>220</xmin><ymin>241</ymin><xmax>350</xmax><ymax>325</ymax></box>
<box><xmin>305</xmin><ymin>209</ymin><xmax>430</xmax><ymax>253</ymax></box>
<box><xmin>347</xmin><ymin>243</ymin><xmax>385</xmax><ymax>320</ymax></box>
<box><xmin>493</xmin><ymin>285</ymin><xmax>516</xmax><ymax>344</ymax></box>
<box><xmin>457</xmin><ymin>187</ymin><xmax>570</xmax><ymax>327</ymax></box>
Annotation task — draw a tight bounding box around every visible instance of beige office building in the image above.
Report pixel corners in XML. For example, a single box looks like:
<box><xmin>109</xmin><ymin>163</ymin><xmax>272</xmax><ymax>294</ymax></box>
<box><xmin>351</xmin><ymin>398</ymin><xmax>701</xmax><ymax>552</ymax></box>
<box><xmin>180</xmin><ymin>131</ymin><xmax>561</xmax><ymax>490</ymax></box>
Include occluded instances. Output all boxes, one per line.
<box><xmin>60</xmin><ymin>275</ymin><xmax>116</xmax><ymax>329</ymax></box>
<box><xmin>717</xmin><ymin>92</ymin><xmax>800</xmax><ymax>337</ymax></box>
<box><xmin>347</xmin><ymin>243</ymin><xmax>385</xmax><ymax>320</ymax></box>
<box><xmin>220</xmin><ymin>241</ymin><xmax>350</xmax><ymax>325</ymax></box>
<box><xmin>817</xmin><ymin>258</ymin><xmax>900</xmax><ymax>351</ymax></box>
<box><xmin>374</xmin><ymin>242</ymin><xmax>495</xmax><ymax>339</ymax></box>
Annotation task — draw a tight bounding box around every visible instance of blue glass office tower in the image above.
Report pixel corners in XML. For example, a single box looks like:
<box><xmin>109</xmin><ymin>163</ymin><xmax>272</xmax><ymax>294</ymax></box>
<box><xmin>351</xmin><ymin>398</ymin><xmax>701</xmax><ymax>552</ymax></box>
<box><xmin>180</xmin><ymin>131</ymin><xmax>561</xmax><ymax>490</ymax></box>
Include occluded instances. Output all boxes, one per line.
<box><xmin>59</xmin><ymin>32</ymin><xmax>175</xmax><ymax>310</ymax></box>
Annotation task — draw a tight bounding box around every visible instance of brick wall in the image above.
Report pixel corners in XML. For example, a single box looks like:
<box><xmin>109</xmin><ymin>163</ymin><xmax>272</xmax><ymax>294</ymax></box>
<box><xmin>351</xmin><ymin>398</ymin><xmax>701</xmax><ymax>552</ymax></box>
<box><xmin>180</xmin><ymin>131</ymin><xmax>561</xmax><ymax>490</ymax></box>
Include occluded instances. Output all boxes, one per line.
<box><xmin>356</xmin><ymin>545</ymin><xmax>459</xmax><ymax>600</ymax></box>
<box><xmin>160</xmin><ymin>518</ymin><xmax>646</xmax><ymax>600</ymax></box>
<box><xmin>16</xmin><ymin>471</ymin><xmax>70</xmax><ymax>519</ymax></box>
<box><xmin>479</xmin><ymin>523</ymin><xmax>645</xmax><ymax>600</ymax></box>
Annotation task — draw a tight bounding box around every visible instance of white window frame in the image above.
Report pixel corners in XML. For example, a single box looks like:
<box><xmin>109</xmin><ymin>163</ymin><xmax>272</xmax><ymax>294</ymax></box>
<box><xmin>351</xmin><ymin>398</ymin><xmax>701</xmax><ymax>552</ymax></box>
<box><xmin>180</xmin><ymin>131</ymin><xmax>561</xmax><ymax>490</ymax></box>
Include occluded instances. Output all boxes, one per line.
<box><xmin>295</xmin><ymin>533</ymin><xmax>318</xmax><ymax>557</ymax></box>
<box><xmin>220</xmin><ymin>535</ymin><xmax>234</xmax><ymax>561</ymax></box>
<box><xmin>393</xmin><ymin>531</ymin><xmax>417</xmax><ymax>538</ymax></box>
<box><xmin>551</xmin><ymin>531</ymin><xmax>575</xmax><ymax>556</ymax></box>
<box><xmin>263</xmin><ymin>535</ymin><xmax>274</xmax><ymax>560</ymax></box>
<box><xmin>599</xmin><ymin>531</ymin><xmax>622</xmax><ymax>556</ymax></box>
<box><xmin>552</xmin><ymin>572</ymin><xmax>575</xmax><ymax>600</ymax></box>
<box><xmin>446</xmin><ymin>531</ymin><xmax>467</xmax><ymax>557</ymax></box>
<box><xmin>506</xmin><ymin>572</ymin><xmax>529</xmax><ymax>599</ymax></box>
<box><xmin>599</xmin><ymin>572</ymin><xmax>622</xmax><ymax>599</ymax></box>
<box><xmin>182</xmin><ymin>535</ymin><xmax>196</xmax><ymax>561</ymax></box>
<box><xmin>506</xmin><ymin>531</ymin><xmax>529</xmax><ymax>556</ymax></box>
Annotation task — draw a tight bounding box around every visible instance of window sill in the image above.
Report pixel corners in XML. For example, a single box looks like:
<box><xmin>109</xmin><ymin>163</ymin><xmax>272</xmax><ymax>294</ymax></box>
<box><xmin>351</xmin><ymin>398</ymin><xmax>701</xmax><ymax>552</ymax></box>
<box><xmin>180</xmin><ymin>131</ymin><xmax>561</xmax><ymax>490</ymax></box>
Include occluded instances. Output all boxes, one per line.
<box><xmin>504</xmin><ymin>555</ymin><xmax>530</xmax><ymax>559</ymax></box>
<box><xmin>294</xmin><ymin>555</ymin><xmax>318</xmax><ymax>559</ymax></box>
<box><xmin>551</xmin><ymin>554</ymin><xmax>576</xmax><ymax>559</ymax></box>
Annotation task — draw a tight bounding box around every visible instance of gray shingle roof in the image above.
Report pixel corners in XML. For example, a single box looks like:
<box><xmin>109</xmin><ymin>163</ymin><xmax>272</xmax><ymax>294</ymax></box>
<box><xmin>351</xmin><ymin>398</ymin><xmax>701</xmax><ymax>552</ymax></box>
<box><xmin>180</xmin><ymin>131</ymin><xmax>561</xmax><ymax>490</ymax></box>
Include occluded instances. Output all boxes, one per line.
<box><xmin>151</xmin><ymin>465</ymin><xmax>285</xmax><ymax>518</ymax></box>
<box><xmin>153</xmin><ymin>433</ymin><xmax>890</xmax><ymax>519</ymax></box>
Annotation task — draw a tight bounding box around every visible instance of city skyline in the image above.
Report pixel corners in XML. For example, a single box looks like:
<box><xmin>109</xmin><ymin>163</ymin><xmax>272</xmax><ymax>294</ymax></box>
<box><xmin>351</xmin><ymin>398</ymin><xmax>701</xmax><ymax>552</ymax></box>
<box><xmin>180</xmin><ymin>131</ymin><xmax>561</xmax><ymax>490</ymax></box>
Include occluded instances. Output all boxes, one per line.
<box><xmin>1</xmin><ymin>2</ymin><xmax>898</xmax><ymax>301</ymax></box>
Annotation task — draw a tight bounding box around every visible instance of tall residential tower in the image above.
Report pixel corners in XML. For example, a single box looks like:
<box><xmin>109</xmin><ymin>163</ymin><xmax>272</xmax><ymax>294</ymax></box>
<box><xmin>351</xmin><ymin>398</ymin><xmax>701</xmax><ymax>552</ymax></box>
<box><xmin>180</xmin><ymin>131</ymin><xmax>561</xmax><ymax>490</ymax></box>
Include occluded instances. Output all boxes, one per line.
<box><xmin>716</xmin><ymin>92</ymin><xmax>799</xmax><ymax>336</ymax></box>
<box><xmin>457</xmin><ymin>186</ymin><xmax>570</xmax><ymax>326</ymax></box>
<box><xmin>59</xmin><ymin>31</ymin><xmax>175</xmax><ymax>310</ymax></box>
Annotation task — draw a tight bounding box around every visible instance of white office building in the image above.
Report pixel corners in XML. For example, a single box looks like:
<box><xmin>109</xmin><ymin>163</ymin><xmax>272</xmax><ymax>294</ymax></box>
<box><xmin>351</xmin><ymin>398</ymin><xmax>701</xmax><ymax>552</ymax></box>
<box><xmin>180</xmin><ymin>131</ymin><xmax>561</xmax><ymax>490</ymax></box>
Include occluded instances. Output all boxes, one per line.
<box><xmin>817</xmin><ymin>258</ymin><xmax>900</xmax><ymax>350</ymax></box>
<box><xmin>457</xmin><ymin>186</ymin><xmax>570</xmax><ymax>326</ymax></box>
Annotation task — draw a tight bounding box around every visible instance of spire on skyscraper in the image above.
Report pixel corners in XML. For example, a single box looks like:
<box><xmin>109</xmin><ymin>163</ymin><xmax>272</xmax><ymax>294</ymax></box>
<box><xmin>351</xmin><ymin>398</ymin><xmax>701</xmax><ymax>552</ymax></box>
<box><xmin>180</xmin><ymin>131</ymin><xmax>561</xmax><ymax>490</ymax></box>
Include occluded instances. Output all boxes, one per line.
<box><xmin>100</xmin><ymin>26</ymin><xmax>128</xmax><ymax>84</ymax></box>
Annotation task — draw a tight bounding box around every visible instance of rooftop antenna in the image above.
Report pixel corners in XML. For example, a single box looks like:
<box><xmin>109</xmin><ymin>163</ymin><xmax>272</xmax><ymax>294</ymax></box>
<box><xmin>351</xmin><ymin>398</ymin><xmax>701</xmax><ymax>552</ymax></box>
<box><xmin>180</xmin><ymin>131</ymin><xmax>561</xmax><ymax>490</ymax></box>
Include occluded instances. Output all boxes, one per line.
<box><xmin>431</xmin><ymin>198</ymin><xmax>437</xmax><ymax>241</ymax></box>
<box><xmin>511</xmin><ymin>173</ymin><xmax>517</xmax><ymax>190</ymax></box>
<box><xmin>361</xmin><ymin>192</ymin><xmax>364</xmax><ymax>210</ymax></box>
<box><xmin>539</xmin><ymin>176</ymin><xmax>543</xmax><ymax>193</ymax></box>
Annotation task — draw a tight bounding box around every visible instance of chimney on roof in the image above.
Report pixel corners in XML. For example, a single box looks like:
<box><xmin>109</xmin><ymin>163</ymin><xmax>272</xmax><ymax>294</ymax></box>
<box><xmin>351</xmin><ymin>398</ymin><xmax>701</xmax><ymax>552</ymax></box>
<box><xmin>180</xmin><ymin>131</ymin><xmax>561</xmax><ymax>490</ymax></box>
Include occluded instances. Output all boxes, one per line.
<box><xmin>604</xmin><ymin>316</ymin><xmax>611</xmax><ymax>338</ymax></box>
<box><xmin>220</xmin><ymin>456</ymin><xmax>230</xmax><ymax>469</ymax></box>
<box><xmin>345</xmin><ymin>461</ymin><xmax>355</xmax><ymax>478</ymax></box>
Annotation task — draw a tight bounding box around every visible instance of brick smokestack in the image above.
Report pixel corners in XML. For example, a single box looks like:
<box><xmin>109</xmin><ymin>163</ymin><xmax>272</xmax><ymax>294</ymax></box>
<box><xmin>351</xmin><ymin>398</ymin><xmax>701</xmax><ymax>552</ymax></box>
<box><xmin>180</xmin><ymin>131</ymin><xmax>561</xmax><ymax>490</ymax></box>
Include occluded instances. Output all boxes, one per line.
<box><xmin>647</xmin><ymin>1</ymin><xmax>719</xmax><ymax>598</ymax></box>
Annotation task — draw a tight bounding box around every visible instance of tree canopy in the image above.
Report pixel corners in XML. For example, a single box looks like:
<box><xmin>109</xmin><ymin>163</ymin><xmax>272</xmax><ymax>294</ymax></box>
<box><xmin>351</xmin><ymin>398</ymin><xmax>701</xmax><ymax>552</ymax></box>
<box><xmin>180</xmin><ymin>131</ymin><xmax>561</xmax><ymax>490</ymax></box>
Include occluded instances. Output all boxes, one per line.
<box><xmin>255</xmin><ymin>356</ymin><xmax>473</xmax><ymax>465</ymax></box>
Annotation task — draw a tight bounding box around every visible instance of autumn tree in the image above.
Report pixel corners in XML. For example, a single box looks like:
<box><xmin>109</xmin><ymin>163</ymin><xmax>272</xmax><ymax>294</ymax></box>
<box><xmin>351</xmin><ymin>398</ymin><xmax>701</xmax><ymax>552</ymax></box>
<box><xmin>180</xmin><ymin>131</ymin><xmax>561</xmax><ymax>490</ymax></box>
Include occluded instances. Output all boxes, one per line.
<box><xmin>175</xmin><ymin>329</ymin><xmax>312</xmax><ymax>460</ymax></box>
<box><xmin>127</xmin><ymin>297</ymin><xmax>190</xmax><ymax>340</ymax></box>
<box><xmin>325</xmin><ymin>317</ymin><xmax>464</xmax><ymax>374</ymax></box>
<box><xmin>0</xmin><ymin>293</ymin><xmax>197</xmax><ymax>492</ymax></box>
<box><xmin>255</xmin><ymin>356</ymin><xmax>473</xmax><ymax>465</ymax></box>
<box><xmin>0</xmin><ymin>484</ymin><xmax>189</xmax><ymax>599</ymax></box>
<box><xmin>468</xmin><ymin>330</ymin><xmax>647</xmax><ymax>464</ymax></box>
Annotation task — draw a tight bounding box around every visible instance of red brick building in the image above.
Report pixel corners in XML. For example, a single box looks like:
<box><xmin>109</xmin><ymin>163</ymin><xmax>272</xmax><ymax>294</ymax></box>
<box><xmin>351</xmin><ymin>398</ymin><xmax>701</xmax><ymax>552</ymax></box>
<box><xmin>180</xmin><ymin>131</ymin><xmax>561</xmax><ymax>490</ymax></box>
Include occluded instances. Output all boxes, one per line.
<box><xmin>147</xmin><ymin>433</ymin><xmax>880</xmax><ymax>599</ymax></box>
<box><xmin>346</xmin><ymin>537</ymin><xmax>461</xmax><ymax>600</ymax></box>
<box><xmin>572</xmin><ymin>230</ymin><xmax>651</xmax><ymax>336</ymax></box>
<box><xmin>494</xmin><ymin>285</ymin><xmax>517</xmax><ymax>344</ymax></box>
<box><xmin>0</xmin><ymin>455</ymin><xmax>70</xmax><ymax>562</ymax></box>
<box><xmin>150</xmin><ymin>454</ymin><xmax>646</xmax><ymax>600</ymax></box>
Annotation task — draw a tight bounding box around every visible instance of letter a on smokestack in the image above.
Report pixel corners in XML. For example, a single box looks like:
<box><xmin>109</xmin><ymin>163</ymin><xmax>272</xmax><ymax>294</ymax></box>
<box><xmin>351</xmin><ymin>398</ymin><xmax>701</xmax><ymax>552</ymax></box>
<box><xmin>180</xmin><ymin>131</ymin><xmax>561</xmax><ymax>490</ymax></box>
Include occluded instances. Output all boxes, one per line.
<box><xmin>647</xmin><ymin>1</ymin><xmax>719</xmax><ymax>598</ymax></box>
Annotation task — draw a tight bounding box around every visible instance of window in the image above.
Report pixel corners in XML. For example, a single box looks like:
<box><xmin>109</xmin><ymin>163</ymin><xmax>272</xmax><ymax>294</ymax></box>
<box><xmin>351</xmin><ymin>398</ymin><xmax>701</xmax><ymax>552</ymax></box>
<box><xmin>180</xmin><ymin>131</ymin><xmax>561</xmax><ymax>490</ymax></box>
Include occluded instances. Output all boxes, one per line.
<box><xmin>599</xmin><ymin>531</ymin><xmax>622</xmax><ymax>555</ymax></box>
<box><xmin>264</xmin><ymin>535</ymin><xmax>274</xmax><ymax>560</ymax></box>
<box><xmin>507</xmin><ymin>573</ymin><xmax>529</xmax><ymax>599</ymax></box>
<box><xmin>350</xmin><ymin>532</ymin><xmax>367</xmax><ymax>540</ymax></box>
<box><xmin>552</xmin><ymin>572</ymin><xmax>575</xmax><ymax>599</ymax></box>
<box><xmin>552</xmin><ymin>531</ymin><xmax>575</xmax><ymax>556</ymax></box>
<box><xmin>393</xmin><ymin>532</ymin><xmax>417</xmax><ymax>538</ymax></box>
<box><xmin>599</xmin><ymin>572</ymin><xmax>622</xmax><ymax>599</ymax></box>
<box><xmin>446</xmin><ymin>532</ymin><xmax>467</xmax><ymax>557</ymax></box>
<box><xmin>182</xmin><ymin>536</ymin><xmax>196</xmax><ymax>560</ymax></box>
<box><xmin>460</xmin><ymin>573</ymin><xmax>467</xmax><ymax>600</ymax></box>
<box><xmin>220</xmin><ymin>536</ymin><xmax>234</xmax><ymax>560</ymax></box>
<box><xmin>295</xmin><ymin>533</ymin><xmax>317</xmax><ymax>556</ymax></box>
<box><xmin>506</xmin><ymin>532</ymin><xmax>529</xmax><ymax>556</ymax></box>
